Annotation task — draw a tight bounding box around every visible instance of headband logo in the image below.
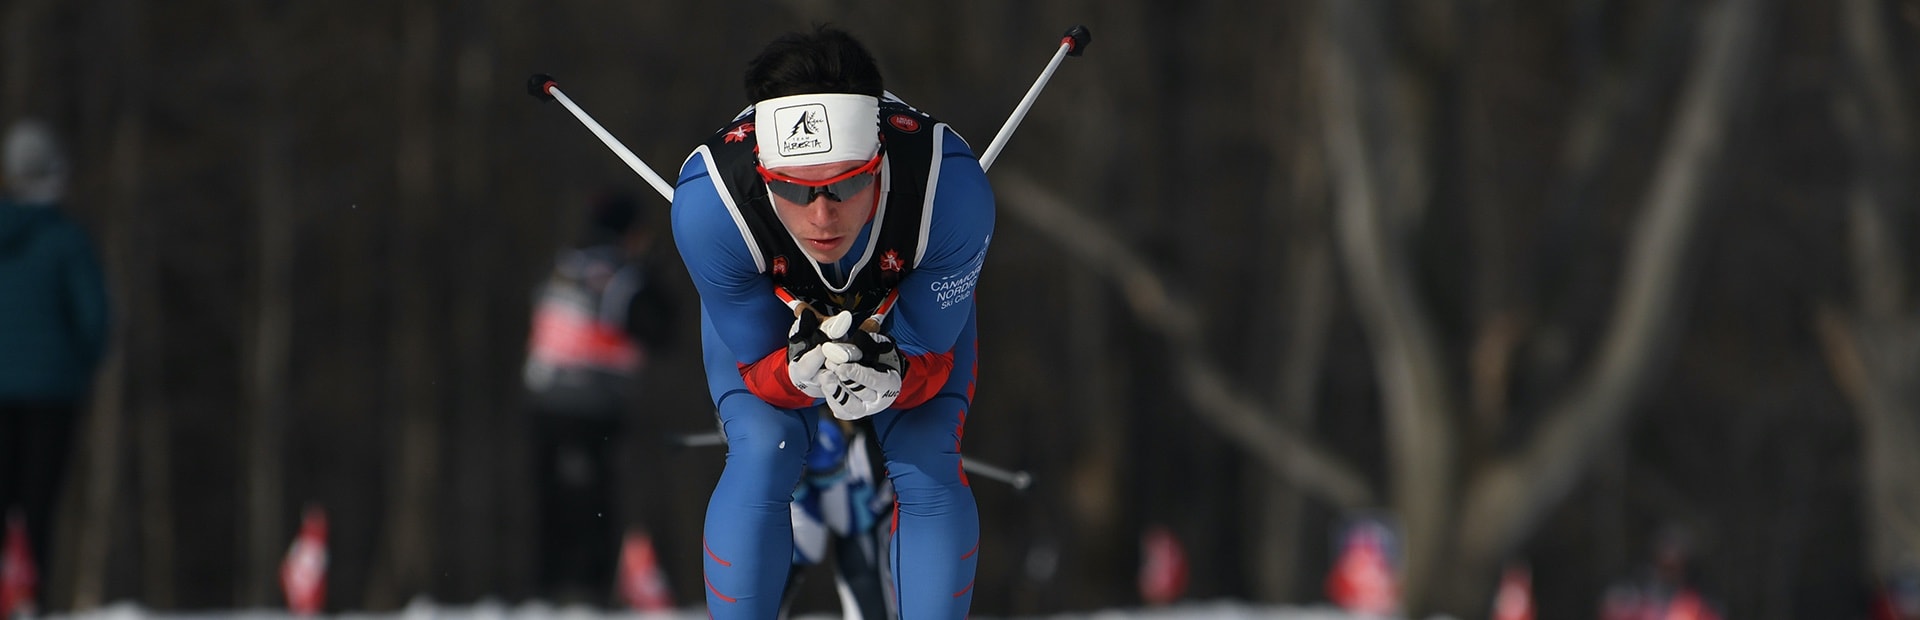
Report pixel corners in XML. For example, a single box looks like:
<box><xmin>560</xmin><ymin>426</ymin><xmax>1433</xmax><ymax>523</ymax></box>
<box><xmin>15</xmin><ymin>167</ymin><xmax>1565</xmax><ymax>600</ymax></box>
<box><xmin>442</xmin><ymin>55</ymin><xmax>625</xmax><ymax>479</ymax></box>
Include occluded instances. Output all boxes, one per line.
<box><xmin>773</xmin><ymin>104</ymin><xmax>831</xmax><ymax>156</ymax></box>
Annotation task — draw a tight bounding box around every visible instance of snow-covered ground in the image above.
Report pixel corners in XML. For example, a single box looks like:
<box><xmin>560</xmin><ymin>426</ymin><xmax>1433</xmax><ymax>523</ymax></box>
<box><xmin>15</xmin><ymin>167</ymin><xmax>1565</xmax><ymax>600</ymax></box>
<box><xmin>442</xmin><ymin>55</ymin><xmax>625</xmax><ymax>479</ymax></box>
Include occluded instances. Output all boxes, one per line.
<box><xmin>53</xmin><ymin>599</ymin><xmax>1399</xmax><ymax>620</ymax></box>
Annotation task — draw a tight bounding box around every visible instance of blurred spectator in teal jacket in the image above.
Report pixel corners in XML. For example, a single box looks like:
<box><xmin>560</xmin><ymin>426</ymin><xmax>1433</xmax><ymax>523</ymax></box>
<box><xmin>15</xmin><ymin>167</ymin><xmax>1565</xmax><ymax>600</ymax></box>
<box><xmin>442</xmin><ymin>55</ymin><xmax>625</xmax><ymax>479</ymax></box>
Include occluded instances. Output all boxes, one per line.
<box><xmin>0</xmin><ymin>118</ymin><xmax>110</xmax><ymax>613</ymax></box>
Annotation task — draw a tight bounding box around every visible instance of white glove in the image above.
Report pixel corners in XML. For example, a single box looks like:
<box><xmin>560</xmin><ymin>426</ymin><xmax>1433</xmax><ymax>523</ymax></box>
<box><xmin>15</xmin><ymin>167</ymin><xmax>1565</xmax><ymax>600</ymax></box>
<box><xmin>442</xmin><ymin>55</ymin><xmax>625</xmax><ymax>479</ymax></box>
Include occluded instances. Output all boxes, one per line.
<box><xmin>786</xmin><ymin>310</ymin><xmax>856</xmax><ymax>398</ymax></box>
<box><xmin>818</xmin><ymin>310</ymin><xmax>855</xmax><ymax>340</ymax></box>
<box><xmin>820</xmin><ymin>341</ymin><xmax>858</xmax><ymax>365</ymax></box>
<box><xmin>818</xmin><ymin>329</ymin><xmax>905</xmax><ymax>420</ymax></box>
<box><xmin>788</xmin><ymin>346</ymin><xmax>829</xmax><ymax>397</ymax></box>
<box><xmin>822</xmin><ymin>361</ymin><xmax>902</xmax><ymax>420</ymax></box>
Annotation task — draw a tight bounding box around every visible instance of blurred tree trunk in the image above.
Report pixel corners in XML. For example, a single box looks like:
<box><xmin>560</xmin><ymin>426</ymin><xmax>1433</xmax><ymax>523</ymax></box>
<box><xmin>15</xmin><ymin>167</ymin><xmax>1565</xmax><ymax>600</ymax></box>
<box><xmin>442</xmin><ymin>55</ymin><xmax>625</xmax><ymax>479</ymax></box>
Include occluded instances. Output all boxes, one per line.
<box><xmin>119</xmin><ymin>1</ymin><xmax>175</xmax><ymax>608</ymax></box>
<box><xmin>1459</xmin><ymin>1</ymin><xmax>1521</xmax><ymax>455</ymax></box>
<box><xmin>1528</xmin><ymin>0</ymin><xmax>1697</xmax><ymax>598</ymax></box>
<box><xmin>1820</xmin><ymin>0</ymin><xmax>1920</xmax><ymax>591</ymax></box>
<box><xmin>485</xmin><ymin>0</ymin><xmax>538</xmax><ymax>598</ymax></box>
<box><xmin>137</xmin><ymin>406</ymin><xmax>175</xmax><ymax>611</ymax></box>
<box><xmin>237</xmin><ymin>101</ymin><xmax>292</xmax><ymax>610</ymax></box>
<box><xmin>444</xmin><ymin>4</ymin><xmax>501</xmax><ymax>598</ymax></box>
<box><xmin>69</xmin><ymin>355</ymin><xmax>123</xmax><ymax>611</ymax></box>
<box><xmin>1317</xmin><ymin>1</ymin><xmax>1461</xmax><ymax>609</ymax></box>
<box><xmin>237</xmin><ymin>0</ymin><xmax>295</xmax><ymax>607</ymax></box>
<box><xmin>1248</xmin><ymin>219</ymin><xmax>1334</xmax><ymax>603</ymax></box>
<box><xmin>1317</xmin><ymin>0</ymin><xmax>1771</xmax><ymax>613</ymax></box>
<box><xmin>1247</xmin><ymin>46</ymin><xmax>1337</xmax><ymax>600</ymax></box>
<box><xmin>321</xmin><ymin>8</ymin><xmax>388</xmax><ymax>608</ymax></box>
<box><xmin>367</xmin><ymin>0</ymin><xmax>443</xmax><ymax>607</ymax></box>
<box><xmin>1</xmin><ymin>0</ymin><xmax>57</xmax><ymax>121</ymax></box>
<box><xmin>62</xmin><ymin>0</ymin><xmax>151</xmax><ymax>609</ymax></box>
<box><xmin>1063</xmin><ymin>264</ymin><xmax>1126</xmax><ymax>607</ymax></box>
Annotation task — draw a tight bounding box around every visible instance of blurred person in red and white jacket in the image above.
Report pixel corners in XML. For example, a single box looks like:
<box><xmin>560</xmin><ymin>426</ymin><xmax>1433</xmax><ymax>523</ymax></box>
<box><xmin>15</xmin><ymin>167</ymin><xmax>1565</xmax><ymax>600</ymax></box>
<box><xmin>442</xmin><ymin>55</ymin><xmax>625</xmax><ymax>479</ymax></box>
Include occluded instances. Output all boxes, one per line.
<box><xmin>521</xmin><ymin>190</ymin><xmax>676</xmax><ymax>606</ymax></box>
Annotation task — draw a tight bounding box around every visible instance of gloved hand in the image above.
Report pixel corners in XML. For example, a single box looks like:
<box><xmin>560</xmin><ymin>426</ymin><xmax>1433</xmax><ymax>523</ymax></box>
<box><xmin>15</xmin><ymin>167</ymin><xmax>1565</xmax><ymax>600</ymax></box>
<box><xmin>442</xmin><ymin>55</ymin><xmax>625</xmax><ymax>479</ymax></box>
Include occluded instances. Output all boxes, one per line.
<box><xmin>788</xmin><ymin>310</ymin><xmax>855</xmax><ymax>398</ymax></box>
<box><xmin>819</xmin><ymin>329</ymin><xmax>906</xmax><ymax>420</ymax></box>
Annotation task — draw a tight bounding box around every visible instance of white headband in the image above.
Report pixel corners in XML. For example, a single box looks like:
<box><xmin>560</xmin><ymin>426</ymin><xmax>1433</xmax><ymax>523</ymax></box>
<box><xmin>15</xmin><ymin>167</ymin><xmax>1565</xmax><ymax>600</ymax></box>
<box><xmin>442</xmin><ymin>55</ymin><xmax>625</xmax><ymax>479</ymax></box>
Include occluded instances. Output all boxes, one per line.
<box><xmin>754</xmin><ymin>93</ymin><xmax>881</xmax><ymax>169</ymax></box>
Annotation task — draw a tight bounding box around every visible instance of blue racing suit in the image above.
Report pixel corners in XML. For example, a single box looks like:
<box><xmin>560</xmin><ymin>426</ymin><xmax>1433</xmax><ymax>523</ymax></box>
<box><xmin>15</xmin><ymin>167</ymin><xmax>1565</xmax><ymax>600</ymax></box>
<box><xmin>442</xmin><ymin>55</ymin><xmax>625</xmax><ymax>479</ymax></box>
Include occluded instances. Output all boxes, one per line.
<box><xmin>671</xmin><ymin>94</ymin><xmax>993</xmax><ymax>619</ymax></box>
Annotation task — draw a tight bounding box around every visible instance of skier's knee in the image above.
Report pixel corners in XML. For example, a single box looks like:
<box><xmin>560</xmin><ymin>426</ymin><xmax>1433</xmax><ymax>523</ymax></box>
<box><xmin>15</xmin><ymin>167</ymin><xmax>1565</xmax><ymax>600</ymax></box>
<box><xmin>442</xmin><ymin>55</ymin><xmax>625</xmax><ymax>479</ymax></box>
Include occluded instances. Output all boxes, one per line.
<box><xmin>720</xmin><ymin>410</ymin><xmax>810</xmax><ymax>470</ymax></box>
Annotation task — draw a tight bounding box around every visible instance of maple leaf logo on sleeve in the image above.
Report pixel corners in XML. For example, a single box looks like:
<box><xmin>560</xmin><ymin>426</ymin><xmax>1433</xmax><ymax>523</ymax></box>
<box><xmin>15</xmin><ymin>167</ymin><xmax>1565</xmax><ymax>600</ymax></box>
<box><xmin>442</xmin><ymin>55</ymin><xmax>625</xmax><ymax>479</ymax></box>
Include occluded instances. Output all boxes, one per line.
<box><xmin>724</xmin><ymin>122</ymin><xmax>755</xmax><ymax>143</ymax></box>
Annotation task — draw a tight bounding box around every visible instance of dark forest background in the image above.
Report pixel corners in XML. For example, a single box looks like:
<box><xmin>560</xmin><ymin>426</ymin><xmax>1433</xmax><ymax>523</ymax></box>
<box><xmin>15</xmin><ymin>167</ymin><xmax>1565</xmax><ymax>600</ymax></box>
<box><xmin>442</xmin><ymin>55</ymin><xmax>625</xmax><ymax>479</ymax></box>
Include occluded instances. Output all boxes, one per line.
<box><xmin>4</xmin><ymin>0</ymin><xmax>1919</xmax><ymax>618</ymax></box>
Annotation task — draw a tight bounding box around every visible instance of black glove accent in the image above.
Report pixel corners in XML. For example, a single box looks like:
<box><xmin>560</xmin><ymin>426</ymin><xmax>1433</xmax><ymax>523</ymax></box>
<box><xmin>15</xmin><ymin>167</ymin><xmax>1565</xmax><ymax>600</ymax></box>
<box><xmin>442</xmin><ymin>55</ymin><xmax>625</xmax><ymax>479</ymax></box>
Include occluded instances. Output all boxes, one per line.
<box><xmin>838</xmin><ymin>329</ymin><xmax>907</xmax><ymax>375</ymax></box>
<box><xmin>787</xmin><ymin>311</ymin><xmax>831</xmax><ymax>363</ymax></box>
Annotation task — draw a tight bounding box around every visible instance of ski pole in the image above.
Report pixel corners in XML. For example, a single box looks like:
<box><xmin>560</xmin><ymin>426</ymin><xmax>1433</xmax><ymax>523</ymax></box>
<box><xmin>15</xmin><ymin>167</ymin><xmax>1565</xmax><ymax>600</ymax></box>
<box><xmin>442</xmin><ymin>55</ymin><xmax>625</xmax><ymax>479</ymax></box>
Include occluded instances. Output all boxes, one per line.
<box><xmin>961</xmin><ymin>458</ymin><xmax>1034</xmax><ymax>492</ymax></box>
<box><xmin>526</xmin><ymin>74</ymin><xmax>677</xmax><ymax>202</ymax></box>
<box><xmin>978</xmin><ymin>25</ymin><xmax>1093</xmax><ymax>172</ymax></box>
<box><xmin>662</xmin><ymin>430</ymin><xmax>726</xmax><ymax>448</ymax></box>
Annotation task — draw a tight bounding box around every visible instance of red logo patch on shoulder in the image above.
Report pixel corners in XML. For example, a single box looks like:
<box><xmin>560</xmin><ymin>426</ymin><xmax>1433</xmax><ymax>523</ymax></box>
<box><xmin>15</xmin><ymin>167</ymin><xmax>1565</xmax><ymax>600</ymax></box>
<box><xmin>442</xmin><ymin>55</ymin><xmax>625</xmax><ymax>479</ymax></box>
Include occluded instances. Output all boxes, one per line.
<box><xmin>880</xmin><ymin>249</ymin><xmax>904</xmax><ymax>273</ymax></box>
<box><xmin>888</xmin><ymin>114</ymin><xmax>921</xmax><ymax>133</ymax></box>
<box><xmin>771</xmin><ymin>256</ymin><xmax>788</xmax><ymax>276</ymax></box>
<box><xmin>724</xmin><ymin>122</ymin><xmax>755</xmax><ymax>143</ymax></box>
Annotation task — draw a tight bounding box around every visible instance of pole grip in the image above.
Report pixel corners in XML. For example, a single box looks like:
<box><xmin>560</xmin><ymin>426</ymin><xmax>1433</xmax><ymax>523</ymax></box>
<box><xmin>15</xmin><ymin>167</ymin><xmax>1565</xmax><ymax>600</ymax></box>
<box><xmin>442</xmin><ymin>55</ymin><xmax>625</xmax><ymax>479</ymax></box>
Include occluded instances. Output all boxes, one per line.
<box><xmin>1062</xmin><ymin>25</ymin><xmax>1093</xmax><ymax>57</ymax></box>
<box><xmin>978</xmin><ymin>26</ymin><xmax>1092</xmax><ymax>172</ymax></box>
<box><xmin>526</xmin><ymin>73</ymin><xmax>558</xmax><ymax>101</ymax></box>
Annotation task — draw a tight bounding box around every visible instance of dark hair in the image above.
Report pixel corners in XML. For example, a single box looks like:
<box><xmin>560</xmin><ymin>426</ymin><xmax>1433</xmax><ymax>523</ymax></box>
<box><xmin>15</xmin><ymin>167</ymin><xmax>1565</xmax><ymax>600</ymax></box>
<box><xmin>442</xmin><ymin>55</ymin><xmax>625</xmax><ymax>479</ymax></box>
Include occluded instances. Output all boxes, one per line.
<box><xmin>743</xmin><ymin>25</ymin><xmax>884</xmax><ymax>102</ymax></box>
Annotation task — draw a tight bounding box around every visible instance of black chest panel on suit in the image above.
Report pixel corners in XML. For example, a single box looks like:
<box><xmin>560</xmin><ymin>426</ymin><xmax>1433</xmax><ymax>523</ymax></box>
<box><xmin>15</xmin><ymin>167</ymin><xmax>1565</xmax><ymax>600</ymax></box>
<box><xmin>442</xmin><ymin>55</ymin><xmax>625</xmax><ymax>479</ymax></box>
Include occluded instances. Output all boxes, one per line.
<box><xmin>699</xmin><ymin>100</ymin><xmax>941</xmax><ymax>317</ymax></box>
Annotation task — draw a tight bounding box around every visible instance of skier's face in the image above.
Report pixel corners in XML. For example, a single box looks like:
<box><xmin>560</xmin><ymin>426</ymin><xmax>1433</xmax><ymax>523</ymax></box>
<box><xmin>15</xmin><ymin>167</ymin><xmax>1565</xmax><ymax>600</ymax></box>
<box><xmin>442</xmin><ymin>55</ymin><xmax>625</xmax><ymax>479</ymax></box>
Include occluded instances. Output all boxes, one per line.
<box><xmin>763</xmin><ymin>157</ymin><xmax>880</xmax><ymax>263</ymax></box>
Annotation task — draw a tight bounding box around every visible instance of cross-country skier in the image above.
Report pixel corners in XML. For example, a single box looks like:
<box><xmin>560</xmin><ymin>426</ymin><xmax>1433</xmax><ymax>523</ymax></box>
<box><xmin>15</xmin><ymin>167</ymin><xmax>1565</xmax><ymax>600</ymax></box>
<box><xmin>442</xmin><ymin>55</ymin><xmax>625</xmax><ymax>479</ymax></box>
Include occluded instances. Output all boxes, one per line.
<box><xmin>780</xmin><ymin>417</ymin><xmax>894</xmax><ymax>619</ymax></box>
<box><xmin>670</xmin><ymin>25</ymin><xmax>993</xmax><ymax>620</ymax></box>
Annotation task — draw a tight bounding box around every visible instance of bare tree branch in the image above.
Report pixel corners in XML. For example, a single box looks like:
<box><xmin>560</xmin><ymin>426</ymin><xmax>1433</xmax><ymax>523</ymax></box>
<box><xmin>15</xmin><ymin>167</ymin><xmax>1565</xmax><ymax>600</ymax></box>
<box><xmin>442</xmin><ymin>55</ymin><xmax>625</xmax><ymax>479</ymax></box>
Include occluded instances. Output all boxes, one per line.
<box><xmin>1553</xmin><ymin>1</ymin><xmax>1695</xmax><ymax>207</ymax></box>
<box><xmin>1317</xmin><ymin>0</ymin><xmax>1460</xmax><ymax>607</ymax></box>
<box><xmin>1460</xmin><ymin>0</ymin><xmax>1775</xmax><ymax>564</ymax></box>
<box><xmin>1838</xmin><ymin>0</ymin><xmax>1915</xmax><ymax>317</ymax></box>
<box><xmin>1817</xmin><ymin>308</ymin><xmax>1920</xmax><ymax>578</ymax></box>
<box><xmin>1827</xmin><ymin>0</ymin><xmax>1920</xmax><ymax>582</ymax></box>
<box><xmin>995</xmin><ymin>172</ymin><xmax>1375</xmax><ymax>512</ymax></box>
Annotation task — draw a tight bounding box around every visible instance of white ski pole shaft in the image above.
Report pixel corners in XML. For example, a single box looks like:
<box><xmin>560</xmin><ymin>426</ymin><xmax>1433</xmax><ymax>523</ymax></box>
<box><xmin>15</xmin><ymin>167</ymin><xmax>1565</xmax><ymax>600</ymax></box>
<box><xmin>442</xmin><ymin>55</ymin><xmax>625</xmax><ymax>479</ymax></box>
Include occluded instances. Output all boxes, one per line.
<box><xmin>963</xmin><ymin>458</ymin><xmax>1034</xmax><ymax>492</ymax></box>
<box><xmin>979</xmin><ymin>25</ymin><xmax>1092</xmax><ymax>172</ymax></box>
<box><xmin>664</xmin><ymin>431</ymin><xmax>727</xmax><ymax>448</ymax></box>
<box><xmin>528</xmin><ymin>74</ymin><xmax>677</xmax><ymax>202</ymax></box>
